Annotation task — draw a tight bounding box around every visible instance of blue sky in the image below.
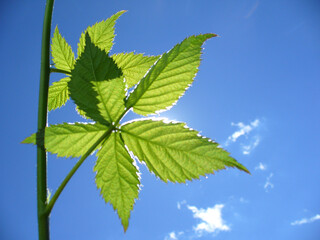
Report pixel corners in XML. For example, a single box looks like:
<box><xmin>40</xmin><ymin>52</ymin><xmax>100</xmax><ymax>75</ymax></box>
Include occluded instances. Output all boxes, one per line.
<box><xmin>1</xmin><ymin>0</ymin><xmax>320</xmax><ymax>239</ymax></box>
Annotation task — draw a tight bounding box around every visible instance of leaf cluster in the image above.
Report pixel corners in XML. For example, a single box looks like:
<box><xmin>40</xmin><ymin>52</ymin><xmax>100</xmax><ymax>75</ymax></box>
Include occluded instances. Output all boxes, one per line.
<box><xmin>23</xmin><ymin>11</ymin><xmax>249</xmax><ymax>231</ymax></box>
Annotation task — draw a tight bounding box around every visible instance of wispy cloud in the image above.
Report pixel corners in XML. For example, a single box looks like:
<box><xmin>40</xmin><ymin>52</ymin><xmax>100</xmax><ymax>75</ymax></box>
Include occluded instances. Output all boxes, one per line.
<box><xmin>245</xmin><ymin>1</ymin><xmax>259</xmax><ymax>18</ymax></box>
<box><xmin>255</xmin><ymin>162</ymin><xmax>267</xmax><ymax>171</ymax></box>
<box><xmin>177</xmin><ymin>200</ymin><xmax>186</xmax><ymax>210</ymax></box>
<box><xmin>225</xmin><ymin>119</ymin><xmax>260</xmax><ymax>145</ymax></box>
<box><xmin>242</xmin><ymin>136</ymin><xmax>260</xmax><ymax>155</ymax></box>
<box><xmin>239</xmin><ymin>197</ymin><xmax>249</xmax><ymax>204</ymax></box>
<box><xmin>164</xmin><ymin>231</ymin><xmax>184</xmax><ymax>240</ymax></box>
<box><xmin>226</xmin><ymin>119</ymin><xmax>260</xmax><ymax>145</ymax></box>
<box><xmin>291</xmin><ymin>214</ymin><xmax>320</xmax><ymax>226</ymax></box>
<box><xmin>187</xmin><ymin>204</ymin><xmax>230</xmax><ymax>237</ymax></box>
<box><xmin>264</xmin><ymin>173</ymin><xmax>274</xmax><ymax>192</ymax></box>
<box><xmin>224</xmin><ymin>119</ymin><xmax>262</xmax><ymax>155</ymax></box>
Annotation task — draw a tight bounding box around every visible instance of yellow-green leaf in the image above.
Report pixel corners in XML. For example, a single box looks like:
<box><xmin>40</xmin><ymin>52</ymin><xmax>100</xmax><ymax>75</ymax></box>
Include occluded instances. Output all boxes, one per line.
<box><xmin>77</xmin><ymin>10</ymin><xmax>126</xmax><ymax>57</ymax></box>
<box><xmin>69</xmin><ymin>34</ymin><xmax>124</xmax><ymax>125</ymax></box>
<box><xmin>48</xmin><ymin>77</ymin><xmax>70</xmax><ymax>111</ymax></box>
<box><xmin>112</xmin><ymin>53</ymin><xmax>159</xmax><ymax>88</ymax></box>
<box><xmin>126</xmin><ymin>34</ymin><xmax>216</xmax><ymax>116</ymax></box>
<box><xmin>51</xmin><ymin>26</ymin><xmax>75</xmax><ymax>72</ymax></box>
<box><xmin>22</xmin><ymin>123</ymin><xmax>109</xmax><ymax>158</ymax></box>
<box><xmin>121</xmin><ymin>119</ymin><xmax>249</xmax><ymax>183</ymax></box>
<box><xmin>95</xmin><ymin>131</ymin><xmax>139</xmax><ymax>231</ymax></box>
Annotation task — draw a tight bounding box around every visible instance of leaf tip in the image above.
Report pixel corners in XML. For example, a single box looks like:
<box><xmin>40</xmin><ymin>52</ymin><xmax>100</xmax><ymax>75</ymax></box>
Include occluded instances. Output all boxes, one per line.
<box><xmin>123</xmin><ymin>223</ymin><xmax>129</xmax><ymax>233</ymax></box>
<box><xmin>234</xmin><ymin>161</ymin><xmax>251</xmax><ymax>174</ymax></box>
<box><xmin>243</xmin><ymin>167</ymin><xmax>251</xmax><ymax>175</ymax></box>
<box><xmin>21</xmin><ymin>133</ymin><xmax>36</xmax><ymax>144</ymax></box>
<box><xmin>203</xmin><ymin>33</ymin><xmax>218</xmax><ymax>41</ymax></box>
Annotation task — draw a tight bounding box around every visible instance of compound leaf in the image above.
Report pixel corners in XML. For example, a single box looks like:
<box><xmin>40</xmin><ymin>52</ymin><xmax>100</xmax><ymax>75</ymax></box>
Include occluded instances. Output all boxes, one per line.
<box><xmin>69</xmin><ymin>34</ymin><xmax>124</xmax><ymax>125</ymax></box>
<box><xmin>78</xmin><ymin>10</ymin><xmax>126</xmax><ymax>57</ymax></box>
<box><xmin>112</xmin><ymin>53</ymin><xmax>159</xmax><ymax>88</ymax></box>
<box><xmin>48</xmin><ymin>77</ymin><xmax>70</xmax><ymax>111</ymax></box>
<box><xmin>95</xmin><ymin>131</ymin><xmax>139</xmax><ymax>231</ymax></box>
<box><xmin>126</xmin><ymin>34</ymin><xmax>216</xmax><ymax>116</ymax></box>
<box><xmin>121</xmin><ymin>119</ymin><xmax>249</xmax><ymax>183</ymax></box>
<box><xmin>22</xmin><ymin>123</ymin><xmax>109</xmax><ymax>158</ymax></box>
<box><xmin>51</xmin><ymin>26</ymin><xmax>75</xmax><ymax>72</ymax></box>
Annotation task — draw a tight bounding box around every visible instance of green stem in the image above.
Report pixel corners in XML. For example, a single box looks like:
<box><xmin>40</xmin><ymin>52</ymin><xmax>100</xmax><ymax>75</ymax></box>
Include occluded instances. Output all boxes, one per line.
<box><xmin>50</xmin><ymin>67</ymin><xmax>71</xmax><ymax>75</ymax></box>
<box><xmin>45</xmin><ymin>126</ymin><xmax>114</xmax><ymax>215</ymax></box>
<box><xmin>45</xmin><ymin>107</ymin><xmax>129</xmax><ymax>214</ymax></box>
<box><xmin>38</xmin><ymin>0</ymin><xmax>55</xmax><ymax>240</ymax></box>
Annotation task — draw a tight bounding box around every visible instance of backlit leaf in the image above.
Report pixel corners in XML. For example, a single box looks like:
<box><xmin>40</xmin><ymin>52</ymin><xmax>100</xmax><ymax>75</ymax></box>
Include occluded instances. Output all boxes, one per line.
<box><xmin>95</xmin><ymin>132</ymin><xmax>139</xmax><ymax>231</ymax></box>
<box><xmin>77</xmin><ymin>10</ymin><xmax>126</xmax><ymax>57</ymax></box>
<box><xmin>48</xmin><ymin>77</ymin><xmax>70</xmax><ymax>111</ymax></box>
<box><xmin>121</xmin><ymin>119</ymin><xmax>249</xmax><ymax>183</ymax></box>
<box><xmin>51</xmin><ymin>26</ymin><xmax>75</xmax><ymax>72</ymax></box>
<box><xmin>112</xmin><ymin>53</ymin><xmax>159</xmax><ymax>88</ymax></box>
<box><xmin>126</xmin><ymin>34</ymin><xmax>216</xmax><ymax>116</ymax></box>
<box><xmin>22</xmin><ymin>123</ymin><xmax>109</xmax><ymax>158</ymax></box>
<box><xmin>69</xmin><ymin>34</ymin><xmax>124</xmax><ymax>125</ymax></box>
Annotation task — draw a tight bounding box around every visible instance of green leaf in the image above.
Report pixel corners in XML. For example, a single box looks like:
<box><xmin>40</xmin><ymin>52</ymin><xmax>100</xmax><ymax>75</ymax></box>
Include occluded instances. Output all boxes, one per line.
<box><xmin>48</xmin><ymin>77</ymin><xmax>70</xmax><ymax>111</ymax></box>
<box><xmin>112</xmin><ymin>53</ymin><xmax>159</xmax><ymax>88</ymax></box>
<box><xmin>126</xmin><ymin>34</ymin><xmax>216</xmax><ymax>116</ymax></box>
<box><xmin>75</xmin><ymin>106</ymin><xmax>89</xmax><ymax>119</ymax></box>
<box><xmin>51</xmin><ymin>26</ymin><xmax>75</xmax><ymax>72</ymax></box>
<box><xmin>21</xmin><ymin>133</ymin><xmax>37</xmax><ymax>144</ymax></box>
<box><xmin>94</xmin><ymin>78</ymin><xmax>126</xmax><ymax>124</ymax></box>
<box><xmin>77</xmin><ymin>10</ymin><xmax>126</xmax><ymax>57</ymax></box>
<box><xmin>121</xmin><ymin>119</ymin><xmax>249</xmax><ymax>183</ymax></box>
<box><xmin>23</xmin><ymin>123</ymin><xmax>109</xmax><ymax>158</ymax></box>
<box><xmin>69</xmin><ymin>34</ymin><xmax>124</xmax><ymax>125</ymax></box>
<box><xmin>95</xmin><ymin>131</ymin><xmax>139</xmax><ymax>231</ymax></box>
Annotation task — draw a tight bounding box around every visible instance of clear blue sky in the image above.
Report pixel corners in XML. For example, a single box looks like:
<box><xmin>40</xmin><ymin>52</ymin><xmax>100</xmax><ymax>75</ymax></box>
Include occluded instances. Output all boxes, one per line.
<box><xmin>1</xmin><ymin>0</ymin><xmax>320</xmax><ymax>239</ymax></box>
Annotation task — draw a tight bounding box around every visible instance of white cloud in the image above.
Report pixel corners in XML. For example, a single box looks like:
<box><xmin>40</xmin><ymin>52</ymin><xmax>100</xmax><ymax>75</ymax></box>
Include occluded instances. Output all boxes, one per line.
<box><xmin>242</xmin><ymin>136</ymin><xmax>260</xmax><ymax>155</ymax></box>
<box><xmin>167</xmin><ymin>232</ymin><xmax>177</xmax><ymax>240</ymax></box>
<box><xmin>187</xmin><ymin>204</ymin><xmax>230</xmax><ymax>237</ymax></box>
<box><xmin>264</xmin><ymin>173</ymin><xmax>274</xmax><ymax>192</ymax></box>
<box><xmin>225</xmin><ymin>119</ymin><xmax>260</xmax><ymax>148</ymax></box>
<box><xmin>164</xmin><ymin>231</ymin><xmax>184</xmax><ymax>240</ymax></box>
<box><xmin>255</xmin><ymin>162</ymin><xmax>267</xmax><ymax>171</ymax></box>
<box><xmin>291</xmin><ymin>214</ymin><xmax>320</xmax><ymax>226</ymax></box>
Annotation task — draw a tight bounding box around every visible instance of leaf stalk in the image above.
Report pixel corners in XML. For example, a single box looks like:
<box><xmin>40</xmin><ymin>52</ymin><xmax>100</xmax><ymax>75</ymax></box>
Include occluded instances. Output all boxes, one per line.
<box><xmin>45</xmin><ymin>126</ymin><xmax>114</xmax><ymax>215</ymax></box>
<box><xmin>50</xmin><ymin>67</ymin><xmax>71</xmax><ymax>75</ymax></box>
<box><xmin>45</xmin><ymin>105</ymin><xmax>130</xmax><ymax>214</ymax></box>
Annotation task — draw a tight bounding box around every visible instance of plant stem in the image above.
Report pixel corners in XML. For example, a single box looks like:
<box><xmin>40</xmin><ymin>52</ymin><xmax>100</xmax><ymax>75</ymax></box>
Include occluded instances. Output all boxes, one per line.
<box><xmin>50</xmin><ymin>67</ymin><xmax>71</xmax><ymax>75</ymax></box>
<box><xmin>45</xmin><ymin>126</ymin><xmax>114</xmax><ymax>215</ymax></box>
<box><xmin>45</xmin><ymin>103</ymin><xmax>130</xmax><ymax>214</ymax></box>
<box><xmin>38</xmin><ymin>0</ymin><xmax>55</xmax><ymax>239</ymax></box>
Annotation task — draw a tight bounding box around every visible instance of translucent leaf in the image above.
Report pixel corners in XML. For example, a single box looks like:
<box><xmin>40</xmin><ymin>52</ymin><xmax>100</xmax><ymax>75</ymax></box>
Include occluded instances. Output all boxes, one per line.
<box><xmin>69</xmin><ymin>34</ymin><xmax>124</xmax><ymax>125</ymax></box>
<box><xmin>22</xmin><ymin>123</ymin><xmax>109</xmax><ymax>158</ymax></box>
<box><xmin>93</xmin><ymin>78</ymin><xmax>126</xmax><ymax>124</ymax></box>
<box><xmin>51</xmin><ymin>26</ymin><xmax>75</xmax><ymax>72</ymax></box>
<box><xmin>48</xmin><ymin>77</ymin><xmax>70</xmax><ymax>111</ymax></box>
<box><xmin>21</xmin><ymin>133</ymin><xmax>37</xmax><ymax>144</ymax></box>
<box><xmin>77</xmin><ymin>10</ymin><xmax>126</xmax><ymax>57</ymax></box>
<box><xmin>121</xmin><ymin>119</ymin><xmax>249</xmax><ymax>183</ymax></box>
<box><xmin>95</xmin><ymin>132</ymin><xmax>139</xmax><ymax>231</ymax></box>
<box><xmin>126</xmin><ymin>34</ymin><xmax>216</xmax><ymax>116</ymax></box>
<box><xmin>76</xmin><ymin>106</ymin><xmax>89</xmax><ymax>119</ymax></box>
<box><xmin>112</xmin><ymin>53</ymin><xmax>159</xmax><ymax>88</ymax></box>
